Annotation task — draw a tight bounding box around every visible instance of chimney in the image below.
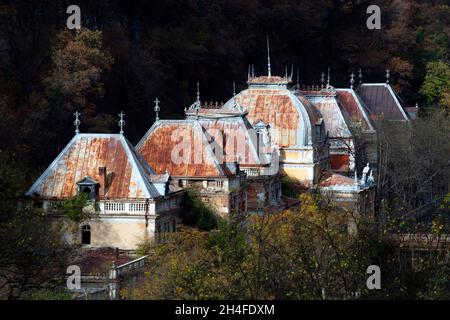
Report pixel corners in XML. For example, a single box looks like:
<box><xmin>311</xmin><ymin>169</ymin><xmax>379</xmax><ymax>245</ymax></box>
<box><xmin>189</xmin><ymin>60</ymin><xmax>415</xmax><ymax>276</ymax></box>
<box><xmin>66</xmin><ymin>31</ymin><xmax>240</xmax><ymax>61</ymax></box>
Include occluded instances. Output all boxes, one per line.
<box><xmin>98</xmin><ymin>166</ymin><xmax>107</xmax><ymax>196</ymax></box>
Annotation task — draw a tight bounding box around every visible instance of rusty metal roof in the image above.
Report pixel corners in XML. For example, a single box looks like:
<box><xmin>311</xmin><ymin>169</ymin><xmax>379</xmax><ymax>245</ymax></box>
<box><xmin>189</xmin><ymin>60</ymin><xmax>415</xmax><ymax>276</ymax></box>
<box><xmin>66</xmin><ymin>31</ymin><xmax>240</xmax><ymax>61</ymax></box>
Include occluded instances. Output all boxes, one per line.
<box><xmin>195</xmin><ymin>115</ymin><xmax>267</xmax><ymax>166</ymax></box>
<box><xmin>230</xmin><ymin>88</ymin><xmax>318</xmax><ymax>148</ymax></box>
<box><xmin>319</xmin><ymin>169</ymin><xmax>355</xmax><ymax>187</ymax></box>
<box><xmin>356</xmin><ymin>84</ymin><xmax>409</xmax><ymax>121</ymax></box>
<box><xmin>303</xmin><ymin>92</ymin><xmax>352</xmax><ymax>139</ymax></box>
<box><xmin>247</xmin><ymin>76</ymin><xmax>291</xmax><ymax>85</ymax></box>
<box><xmin>26</xmin><ymin>134</ymin><xmax>161</xmax><ymax>200</ymax></box>
<box><xmin>336</xmin><ymin>89</ymin><xmax>374</xmax><ymax>131</ymax></box>
<box><xmin>136</xmin><ymin>120</ymin><xmax>227</xmax><ymax>178</ymax></box>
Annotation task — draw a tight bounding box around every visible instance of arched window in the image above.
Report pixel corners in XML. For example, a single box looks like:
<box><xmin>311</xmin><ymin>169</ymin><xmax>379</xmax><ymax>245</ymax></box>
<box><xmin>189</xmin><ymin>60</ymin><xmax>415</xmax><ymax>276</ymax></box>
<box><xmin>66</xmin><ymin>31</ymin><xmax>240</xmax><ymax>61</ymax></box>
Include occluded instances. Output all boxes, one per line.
<box><xmin>81</xmin><ymin>224</ymin><xmax>91</xmax><ymax>245</ymax></box>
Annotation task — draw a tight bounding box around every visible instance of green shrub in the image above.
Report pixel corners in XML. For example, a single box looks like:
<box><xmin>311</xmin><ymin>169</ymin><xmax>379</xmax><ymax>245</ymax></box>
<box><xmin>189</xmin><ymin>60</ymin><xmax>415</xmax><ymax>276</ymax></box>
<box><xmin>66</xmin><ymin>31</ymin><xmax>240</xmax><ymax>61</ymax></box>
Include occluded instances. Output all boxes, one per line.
<box><xmin>182</xmin><ymin>189</ymin><xmax>218</xmax><ymax>231</ymax></box>
<box><xmin>61</xmin><ymin>193</ymin><xmax>89</xmax><ymax>222</ymax></box>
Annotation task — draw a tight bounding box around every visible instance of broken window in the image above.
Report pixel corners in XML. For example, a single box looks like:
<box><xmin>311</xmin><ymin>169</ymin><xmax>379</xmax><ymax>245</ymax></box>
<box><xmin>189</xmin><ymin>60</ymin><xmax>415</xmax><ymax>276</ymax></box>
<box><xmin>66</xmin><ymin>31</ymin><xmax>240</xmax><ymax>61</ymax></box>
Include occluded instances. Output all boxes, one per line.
<box><xmin>81</xmin><ymin>224</ymin><xmax>91</xmax><ymax>245</ymax></box>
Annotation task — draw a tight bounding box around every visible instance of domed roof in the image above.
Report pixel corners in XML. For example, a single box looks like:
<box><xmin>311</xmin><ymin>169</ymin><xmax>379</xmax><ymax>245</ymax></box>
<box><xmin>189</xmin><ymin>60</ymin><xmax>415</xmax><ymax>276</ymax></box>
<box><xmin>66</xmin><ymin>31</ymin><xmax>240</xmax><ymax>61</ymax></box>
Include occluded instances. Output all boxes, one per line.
<box><xmin>222</xmin><ymin>85</ymin><xmax>323</xmax><ymax>148</ymax></box>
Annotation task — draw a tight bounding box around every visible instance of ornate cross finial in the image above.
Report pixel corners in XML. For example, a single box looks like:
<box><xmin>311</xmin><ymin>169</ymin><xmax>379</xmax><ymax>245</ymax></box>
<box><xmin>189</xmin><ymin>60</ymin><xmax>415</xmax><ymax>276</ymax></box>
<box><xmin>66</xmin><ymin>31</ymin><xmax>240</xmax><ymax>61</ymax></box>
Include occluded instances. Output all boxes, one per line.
<box><xmin>266</xmin><ymin>35</ymin><xmax>271</xmax><ymax>77</ymax></box>
<box><xmin>154</xmin><ymin>97</ymin><xmax>160</xmax><ymax>121</ymax></box>
<box><xmin>385</xmin><ymin>68</ymin><xmax>390</xmax><ymax>84</ymax></box>
<box><xmin>350</xmin><ymin>72</ymin><xmax>355</xmax><ymax>89</ymax></box>
<box><xmin>359</xmin><ymin>68</ymin><xmax>363</xmax><ymax>85</ymax></box>
<box><xmin>74</xmin><ymin>111</ymin><xmax>81</xmax><ymax>134</ymax></box>
<box><xmin>320</xmin><ymin>71</ymin><xmax>325</xmax><ymax>88</ymax></box>
<box><xmin>118</xmin><ymin>111</ymin><xmax>125</xmax><ymax>135</ymax></box>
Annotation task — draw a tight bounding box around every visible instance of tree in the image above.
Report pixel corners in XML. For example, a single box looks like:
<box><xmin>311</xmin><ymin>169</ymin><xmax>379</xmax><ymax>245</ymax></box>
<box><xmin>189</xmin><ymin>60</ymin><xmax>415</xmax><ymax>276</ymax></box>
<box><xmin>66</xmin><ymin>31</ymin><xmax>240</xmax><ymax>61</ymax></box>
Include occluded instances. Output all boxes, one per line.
<box><xmin>0</xmin><ymin>206</ymin><xmax>70</xmax><ymax>299</ymax></box>
<box><xmin>420</xmin><ymin>60</ymin><xmax>450</xmax><ymax>111</ymax></box>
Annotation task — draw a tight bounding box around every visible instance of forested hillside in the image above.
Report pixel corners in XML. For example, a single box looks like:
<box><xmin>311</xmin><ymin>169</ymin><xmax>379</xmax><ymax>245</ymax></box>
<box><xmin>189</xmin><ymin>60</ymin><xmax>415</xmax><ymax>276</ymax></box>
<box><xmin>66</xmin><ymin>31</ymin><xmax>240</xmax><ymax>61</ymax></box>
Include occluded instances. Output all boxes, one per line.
<box><xmin>0</xmin><ymin>0</ymin><xmax>449</xmax><ymax>184</ymax></box>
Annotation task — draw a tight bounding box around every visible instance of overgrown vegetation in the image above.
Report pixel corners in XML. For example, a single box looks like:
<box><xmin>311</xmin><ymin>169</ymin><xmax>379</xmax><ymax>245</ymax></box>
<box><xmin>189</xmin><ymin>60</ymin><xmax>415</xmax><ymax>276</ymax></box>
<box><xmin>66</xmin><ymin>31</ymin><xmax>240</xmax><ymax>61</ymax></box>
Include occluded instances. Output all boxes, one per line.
<box><xmin>281</xmin><ymin>175</ymin><xmax>301</xmax><ymax>198</ymax></box>
<box><xmin>182</xmin><ymin>189</ymin><xmax>219</xmax><ymax>231</ymax></box>
<box><xmin>61</xmin><ymin>193</ymin><xmax>90</xmax><ymax>222</ymax></box>
<box><xmin>123</xmin><ymin>193</ymin><xmax>449</xmax><ymax>299</ymax></box>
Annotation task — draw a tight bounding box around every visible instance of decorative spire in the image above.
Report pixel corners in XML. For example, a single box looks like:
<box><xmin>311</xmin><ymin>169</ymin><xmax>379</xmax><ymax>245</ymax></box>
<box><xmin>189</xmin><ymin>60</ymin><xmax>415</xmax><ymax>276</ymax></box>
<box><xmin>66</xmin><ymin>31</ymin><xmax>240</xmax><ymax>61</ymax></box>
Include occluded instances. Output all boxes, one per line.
<box><xmin>296</xmin><ymin>67</ymin><xmax>300</xmax><ymax>86</ymax></box>
<box><xmin>248</xmin><ymin>65</ymin><xmax>251</xmax><ymax>80</ymax></box>
<box><xmin>354</xmin><ymin>169</ymin><xmax>358</xmax><ymax>185</ymax></box>
<box><xmin>284</xmin><ymin>65</ymin><xmax>288</xmax><ymax>79</ymax></box>
<box><xmin>233</xmin><ymin>81</ymin><xmax>236</xmax><ymax>97</ymax></box>
<box><xmin>290</xmin><ymin>64</ymin><xmax>294</xmax><ymax>80</ymax></box>
<box><xmin>415</xmin><ymin>102</ymin><xmax>419</xmax><ymax>109</ymax></box>
<box><xmin>350</xmin><ymin>72</ymin><xmax>355</xmax><ymax>89</ymax></box>
<box><xmin>252</xmin><ymin>65</ymin><xmax>255</xmax><ymax>78</ymax></box>
<box><xmin>154</xmin><ymin>97</ymin><xmax>160</xmax><ymax>121</ymax></box>
<box><xmin>196</xmin><ymin>82</ymin><xmax>200</xmax><ymax>103</ymax></box>
<box><xmin>266</xmin><ymin>35</ymin><xmax>271</xmax><ymax>77</ymax></box>
<box><xmin>359</xmin><ymin>68</ymin><xmax>363</xmax><ymax>85</ymax></box>
<box><xmin>118</xmin><ymin>111</ymin><xmax>125</xmax><ymax>135</ymax></box>
<box><xmin>327</xmin><ymin>67</ymin><xmax>331</xmax><ymax>87</ymax></box>
<box><xmin>385</xmin><ymin>68</ymin><xmax>390</xmax><ymax>84</ymax></box>
<box><xmin>74</xmin><ymin>111</ymin><xmax>81</xmax><ymax>134</ymax></box>
<box><xmin>320</xmin><ymin>71</ymin><xmax>325</xmax><ymax>88</ymax></box>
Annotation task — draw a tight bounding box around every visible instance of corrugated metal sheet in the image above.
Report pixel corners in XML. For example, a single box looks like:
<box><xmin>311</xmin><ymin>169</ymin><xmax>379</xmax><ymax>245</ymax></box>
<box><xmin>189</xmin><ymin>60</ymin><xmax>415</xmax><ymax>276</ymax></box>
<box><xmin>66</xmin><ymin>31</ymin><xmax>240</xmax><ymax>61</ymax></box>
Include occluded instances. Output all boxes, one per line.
<box><xmin>137</xmin><ymin>120</ymin><xmax>226</xmax><ymax>178</ymax></box>
<box><xmin>234</xmin><ymin>88</ymin><xmax>317</xmax><ymax>147</ymax></box>
<box><xmin>26</xmin><ymin>134</ymin><xmax>160</xmax><ymax>200</ymax></box>
<box><xmin>356</xmin><ymin>84</ymin><xmax>409</xmax><ymax>121</ymax></box>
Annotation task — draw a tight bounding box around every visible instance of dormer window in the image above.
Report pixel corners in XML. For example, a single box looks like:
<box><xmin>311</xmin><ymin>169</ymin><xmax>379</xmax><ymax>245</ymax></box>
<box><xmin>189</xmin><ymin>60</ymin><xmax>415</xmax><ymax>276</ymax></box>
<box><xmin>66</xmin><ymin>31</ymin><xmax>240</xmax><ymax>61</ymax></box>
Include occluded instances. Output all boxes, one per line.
<box><xmin>76</xmin><ymin>176</ymin><xmax>99</xmax><ymax>201</ymax></box>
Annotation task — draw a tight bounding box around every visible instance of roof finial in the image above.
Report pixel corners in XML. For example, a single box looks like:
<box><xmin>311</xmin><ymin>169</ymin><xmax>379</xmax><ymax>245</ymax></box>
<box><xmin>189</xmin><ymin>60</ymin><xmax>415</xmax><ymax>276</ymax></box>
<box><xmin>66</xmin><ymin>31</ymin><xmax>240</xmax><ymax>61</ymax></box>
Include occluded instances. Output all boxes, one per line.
<box><xmin>284</xmin><ymin>65</ymin><xmax>288</xmax><ymax>79</ymax></box>
<box><xmin>196</xmin><ymin>82</ymin><xmax>200</xmax><ymax>102</ymax></box>
<box><xmin>415</xmin><ymin>102</ymin><xmax>419</xmax><ymax>109</ymax></box>
<box><xmin>233</xmin><ymin>81</ymin><xmax>236</xmax><ymax>97</ymax></box>
<box><xmin>154</xmin><ymin>97</ymin><xmax>160</xmax><ymax>121</ymax></box>
<box><xmin>266</xmin><ymin>35</ymin><xmax>271</xmax><ymax>77</ymax></box>
<box><xmin>252</xmin><ymin>65</ymin><xmax>255</xmax><ymax>77</ymax></box>
<box><xmin>74</xmin><ymin>111</ymin><xmax>81</xmax><ymax>134</ymax></box>
<box><xmin>359</xmin><ymin>68</ymin><xmax>363</xmax><ymax>85</ymax></box>
<box><xmin>327</xmin><ymin>67</ymin><xmax>331</xmax><ymax>87</ymax></box>
<box><xmin>290</xmin><ymin>64</ymin><xmax>294</xmax><ymax>80</ymax></box>
<box><xmin>320</xmin><ymin>71</ymin><xmax>325</xmax><ymax>88</ymax></box>
<box><xmin>350</xmin><ymin>72</ymin><xmax>355</xmax><ymax>89</ymax></box>
<box><xmin>248</xmin><ymin>65</ymin><xmax>251</xmax><ymax>80</ymax></box>
<box><xmin>118</xmin><ymin>111</ymin><xmax>125</xmax><ymax>135</ymax></box>
<box><xmin>354</xmin><ymin>169</ymin><xmax>358</xmax><ymax>185</ymax></box>
<box><xmin>296</xmin><ymin>67</ymin><xmax>300</xmax><ymax>86</ymax></box>
<box><xmin>385</xmin><ymin>68</ymin><xmax>390</xmax><ymax>84</ymax></box>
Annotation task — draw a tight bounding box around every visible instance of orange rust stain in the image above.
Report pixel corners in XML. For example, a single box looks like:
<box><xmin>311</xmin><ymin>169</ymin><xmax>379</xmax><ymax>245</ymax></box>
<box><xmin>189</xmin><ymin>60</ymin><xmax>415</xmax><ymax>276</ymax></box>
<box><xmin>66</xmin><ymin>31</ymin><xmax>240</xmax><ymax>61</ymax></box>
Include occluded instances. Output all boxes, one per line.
<box><xmin>138</xmin><ymin>123</ymin><xmax>223</xmax><ymax>177</ymax></box>
<box><xmin>36</xmin><ymin>135</ymin><xmax>148</xmax><ymax>199</ymax></box>
<box><xmin>236</xmin><ymin>90</ymin><xmax>300</xmax><ymax>147</ymax></box>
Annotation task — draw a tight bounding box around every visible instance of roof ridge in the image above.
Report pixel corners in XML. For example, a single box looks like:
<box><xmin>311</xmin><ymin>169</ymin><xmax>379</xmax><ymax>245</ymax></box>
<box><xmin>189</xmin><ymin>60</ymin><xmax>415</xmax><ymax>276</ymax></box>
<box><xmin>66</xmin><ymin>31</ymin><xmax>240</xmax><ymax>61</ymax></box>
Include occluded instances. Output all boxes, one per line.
<box><xmin>119</xmin><ymin>135</ymin><xmax>160</xmax><ymax>198</ymax></box>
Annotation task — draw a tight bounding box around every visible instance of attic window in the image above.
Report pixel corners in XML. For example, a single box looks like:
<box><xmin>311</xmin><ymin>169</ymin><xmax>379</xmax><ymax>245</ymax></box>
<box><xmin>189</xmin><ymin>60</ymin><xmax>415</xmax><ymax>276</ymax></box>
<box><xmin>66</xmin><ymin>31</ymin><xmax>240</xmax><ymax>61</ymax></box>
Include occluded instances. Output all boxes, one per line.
<box><xmin>76</xmin><ymin>176</ymin><xmax>99</xmax><ymax>200</ymax></box>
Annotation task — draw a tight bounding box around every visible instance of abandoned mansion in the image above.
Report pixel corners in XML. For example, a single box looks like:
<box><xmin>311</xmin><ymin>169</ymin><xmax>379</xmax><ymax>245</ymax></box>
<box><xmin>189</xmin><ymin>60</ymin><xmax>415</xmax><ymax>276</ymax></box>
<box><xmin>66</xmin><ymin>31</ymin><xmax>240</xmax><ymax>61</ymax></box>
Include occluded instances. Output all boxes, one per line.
<box><xmin>26</xmin><ymin>48</ymin><xmax>416</xmax><ymax>250</ymax></box>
